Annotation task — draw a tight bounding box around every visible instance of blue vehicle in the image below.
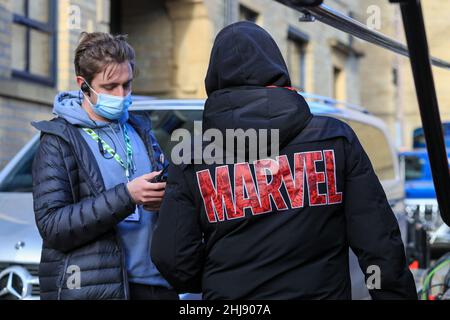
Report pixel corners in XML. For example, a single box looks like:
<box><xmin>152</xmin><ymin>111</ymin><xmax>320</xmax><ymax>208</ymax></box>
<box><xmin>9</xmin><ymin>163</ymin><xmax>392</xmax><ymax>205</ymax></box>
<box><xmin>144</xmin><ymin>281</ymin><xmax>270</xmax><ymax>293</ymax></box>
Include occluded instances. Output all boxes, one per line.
<box><xmin>405</xmin><ymin>150</ymin><xmax>450</xmax><ymax>196</ymax></box>
<box><xmin>401</xmin><ymin>124</ymin><xmax>450</xmax><ymax>256</ymax></box>
<box><xmin>413</xmin><ymin>123</ymin><xmax>450</xmax><ymax>149</ymax></box>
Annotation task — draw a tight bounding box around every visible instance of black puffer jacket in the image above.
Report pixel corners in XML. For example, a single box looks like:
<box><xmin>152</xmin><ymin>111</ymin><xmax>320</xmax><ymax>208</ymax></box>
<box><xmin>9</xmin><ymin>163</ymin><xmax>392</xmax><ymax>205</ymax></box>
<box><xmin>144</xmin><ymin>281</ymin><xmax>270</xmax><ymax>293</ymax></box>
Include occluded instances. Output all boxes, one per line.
<box><xmin>31</xmin><ymin>114</ymin><xmax>160</xmax><ymax>300</ymax></box>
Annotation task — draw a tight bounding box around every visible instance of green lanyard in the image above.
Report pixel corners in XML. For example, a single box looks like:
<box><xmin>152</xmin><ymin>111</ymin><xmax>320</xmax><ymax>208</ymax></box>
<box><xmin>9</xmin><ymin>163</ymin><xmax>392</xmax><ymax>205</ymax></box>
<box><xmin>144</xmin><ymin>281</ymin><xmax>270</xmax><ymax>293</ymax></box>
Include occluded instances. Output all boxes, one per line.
<box><xmin>82</xmin><ymin>125</ymin><xmax>134</xmax><ymax>180</ymax></box>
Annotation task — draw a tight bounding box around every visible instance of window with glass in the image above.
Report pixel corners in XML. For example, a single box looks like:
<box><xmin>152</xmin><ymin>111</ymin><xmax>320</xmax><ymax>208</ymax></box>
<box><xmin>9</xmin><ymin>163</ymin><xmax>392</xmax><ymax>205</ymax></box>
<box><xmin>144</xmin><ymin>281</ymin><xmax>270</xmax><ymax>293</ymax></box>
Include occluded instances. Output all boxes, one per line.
<box><xmin>11</xmin><ymin>0</ymin><xmax>56</xmax><ymax>86</ymax></box>
<box><xmin>239</xmin><ymin>4</ymin><xmax>259</xmax><ymax>23</ymax></box>
<box><xmin>287</xmin><ymin>27</ymin><xmax>308</xmax><ymax>91</ymax></box>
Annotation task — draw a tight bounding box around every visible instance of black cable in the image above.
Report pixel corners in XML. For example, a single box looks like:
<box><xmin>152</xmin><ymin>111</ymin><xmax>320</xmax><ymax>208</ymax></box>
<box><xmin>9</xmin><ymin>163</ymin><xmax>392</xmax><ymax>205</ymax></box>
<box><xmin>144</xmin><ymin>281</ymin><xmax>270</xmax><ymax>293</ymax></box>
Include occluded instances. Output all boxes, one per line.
<box><xmin>422</xmin><ymin>253</ymin><xmax>450</xmax><ymax>299</ymax></box>
<box><xmin>96</xmin><ymin>128</ymin><xmax>117</xmax><ymax>160</ymax></box>
<box><xmin>429</xmin><ymin>283</ymin><xmax>448</xmax><ymax>300</ymax></box>
<box><xmin>419</xmin><ymin>283</ymin><xmax>447</xmax><ymax>300</ymax></box>
<box><xmin>444</xmin><ymin>262</ymin><xmax>450</xmax><ymax>292</ymax></box>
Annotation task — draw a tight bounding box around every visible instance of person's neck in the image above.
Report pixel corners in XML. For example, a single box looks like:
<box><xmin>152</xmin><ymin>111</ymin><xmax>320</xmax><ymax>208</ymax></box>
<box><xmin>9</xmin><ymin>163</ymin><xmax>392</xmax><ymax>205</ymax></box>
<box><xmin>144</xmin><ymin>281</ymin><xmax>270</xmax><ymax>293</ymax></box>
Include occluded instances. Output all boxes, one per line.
<box><xmin>82</xmin><ymin>99</ymin><xmax>111</xmax><ymax>123</ymax></box>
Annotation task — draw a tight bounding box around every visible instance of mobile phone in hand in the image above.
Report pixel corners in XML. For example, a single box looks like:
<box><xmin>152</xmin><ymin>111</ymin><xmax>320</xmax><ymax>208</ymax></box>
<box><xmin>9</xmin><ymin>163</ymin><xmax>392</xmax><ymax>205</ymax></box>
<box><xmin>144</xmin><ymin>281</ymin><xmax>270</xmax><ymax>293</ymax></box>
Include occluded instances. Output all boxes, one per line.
<box><xmin>150</xmin><ymin>164</ymin><xmax>169</xmax><ymax>183</ymax></box>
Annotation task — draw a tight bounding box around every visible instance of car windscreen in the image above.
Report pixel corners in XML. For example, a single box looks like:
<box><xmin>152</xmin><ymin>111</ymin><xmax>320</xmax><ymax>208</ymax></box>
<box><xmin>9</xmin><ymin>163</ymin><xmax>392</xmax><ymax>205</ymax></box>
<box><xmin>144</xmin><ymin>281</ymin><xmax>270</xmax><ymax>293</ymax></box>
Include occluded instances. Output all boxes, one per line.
<box><xmin>404</xmin><ymin>153</ymin><xmax>450</xmax><ymax>182</ymax></box>
<box><xmin>0</xmin><ymin>109</ymin><xmax>394</xmax><ymax>192</ymax></box>
<box><xmin>0</xmin><ymin>110</ymin><xmax>203</xmax><ymax>193</ymax></box>
<box><xmin>134</xmin><ymin>110</ymin><xmax>203</xmax><ymax>156</ymax></box>
<box><xmin>0</xmin><ymin>140</ymin><xmax>39</xmax><ymax>192</ymax></box>
<box><xmin>404</xmin><ymin>155</ymin><xmax>426</xmax><ymax>181</ymax></box>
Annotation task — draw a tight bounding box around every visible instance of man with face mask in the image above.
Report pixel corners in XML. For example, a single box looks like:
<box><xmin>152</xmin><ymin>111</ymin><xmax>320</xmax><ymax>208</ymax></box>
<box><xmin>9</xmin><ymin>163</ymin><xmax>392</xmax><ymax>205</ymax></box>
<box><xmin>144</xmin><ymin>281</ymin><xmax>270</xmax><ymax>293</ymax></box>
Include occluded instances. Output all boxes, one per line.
<box><xmin>31</xmin><ymin>32</ymin><xmax>177</xmax><ymax>300</ymax></box>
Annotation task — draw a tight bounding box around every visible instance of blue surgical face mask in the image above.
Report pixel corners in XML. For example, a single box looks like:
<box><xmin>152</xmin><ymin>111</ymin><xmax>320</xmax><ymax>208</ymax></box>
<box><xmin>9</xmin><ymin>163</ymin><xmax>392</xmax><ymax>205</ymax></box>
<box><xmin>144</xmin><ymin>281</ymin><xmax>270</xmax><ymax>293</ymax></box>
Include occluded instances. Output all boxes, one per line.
<box><xmin>82</xmin><ymin>81</ymin><xmax>132</xmax><ymax>121</ymax></box>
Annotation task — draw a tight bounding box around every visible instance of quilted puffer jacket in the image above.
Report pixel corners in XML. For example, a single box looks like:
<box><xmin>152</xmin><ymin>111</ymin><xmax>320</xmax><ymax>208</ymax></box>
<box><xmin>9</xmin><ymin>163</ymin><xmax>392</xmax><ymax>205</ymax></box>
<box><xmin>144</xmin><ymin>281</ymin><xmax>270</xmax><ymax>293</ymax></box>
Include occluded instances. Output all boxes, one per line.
<box><xmin>31</xmin><ymin>114</ymin><xmax>163</xmax><ymax>300</ymax></box>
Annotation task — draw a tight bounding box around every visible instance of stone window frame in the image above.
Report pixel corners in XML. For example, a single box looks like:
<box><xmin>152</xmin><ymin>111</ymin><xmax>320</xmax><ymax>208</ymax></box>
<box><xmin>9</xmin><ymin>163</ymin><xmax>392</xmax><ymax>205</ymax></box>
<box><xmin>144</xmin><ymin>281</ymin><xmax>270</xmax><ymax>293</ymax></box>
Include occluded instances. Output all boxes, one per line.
<box><xmin>238</xmin><ymin>3</ymin><xmax>261</xmax><ymax>25</ymax></box>
<box><xmin>287</xmin><ymin>26</ymin><xmax>309</xmax><ymax>91</ymax></box>
<box><xmin>11</xmin><ymin>0</ymin><xmax>57</xmax><ymax>87</ymax></box>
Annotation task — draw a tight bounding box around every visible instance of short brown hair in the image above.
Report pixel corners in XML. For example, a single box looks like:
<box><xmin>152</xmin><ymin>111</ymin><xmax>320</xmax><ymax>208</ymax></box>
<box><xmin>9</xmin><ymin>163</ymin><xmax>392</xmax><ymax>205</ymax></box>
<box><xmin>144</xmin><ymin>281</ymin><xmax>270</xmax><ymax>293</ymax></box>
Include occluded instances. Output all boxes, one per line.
<box><xmin>74</xmin><ymin>32</ymin><xmax>136</xmax><ymax>83</ymax></box>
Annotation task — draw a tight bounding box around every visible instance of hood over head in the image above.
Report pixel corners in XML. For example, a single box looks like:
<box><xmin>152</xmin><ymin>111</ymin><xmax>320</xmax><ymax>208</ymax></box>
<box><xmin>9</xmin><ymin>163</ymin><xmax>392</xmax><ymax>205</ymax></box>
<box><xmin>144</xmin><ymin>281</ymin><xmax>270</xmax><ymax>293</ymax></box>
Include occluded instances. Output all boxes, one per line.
<box><xmin>203</xmin><ymin>22</ymin><xmax>312</xmax><ymax>160</ymax></box>
<box><xmin>205</xmin><ymin>21</ymin><xmax>291</xmax><ymax>95</ymax></box>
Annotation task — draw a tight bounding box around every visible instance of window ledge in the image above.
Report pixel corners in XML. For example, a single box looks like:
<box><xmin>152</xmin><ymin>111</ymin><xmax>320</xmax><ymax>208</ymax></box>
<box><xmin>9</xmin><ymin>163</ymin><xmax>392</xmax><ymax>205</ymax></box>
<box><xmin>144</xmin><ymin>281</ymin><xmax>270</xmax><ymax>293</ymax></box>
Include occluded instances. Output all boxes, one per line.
<box><xmin>0</xmin><ymin>79</ymin><xmax>57</xmax><ymax>106</ymax></box>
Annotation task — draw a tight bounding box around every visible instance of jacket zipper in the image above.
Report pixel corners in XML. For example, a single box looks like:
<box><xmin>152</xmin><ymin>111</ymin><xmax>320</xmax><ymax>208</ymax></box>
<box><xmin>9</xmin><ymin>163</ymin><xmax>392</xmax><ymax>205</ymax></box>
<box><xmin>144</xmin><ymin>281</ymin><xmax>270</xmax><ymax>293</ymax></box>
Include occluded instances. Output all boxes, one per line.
<box><xmin>60</xmin><ymin>121</ymin><xmax>156</xmax><ymax>300</ymax></box>
<box><xmin>57</xmin><ymin>255</ymin><xmax>70</xmax><ymax>300</ymax></box>
<box><xmin>115</xmin><ymin>231</ymin><xmax>130</xmax><ymax>300</ymax></box>
<box><xmin>66</xmin><ymin>131</ymin><xmax>130</xmax><ymax>300</ymax></box>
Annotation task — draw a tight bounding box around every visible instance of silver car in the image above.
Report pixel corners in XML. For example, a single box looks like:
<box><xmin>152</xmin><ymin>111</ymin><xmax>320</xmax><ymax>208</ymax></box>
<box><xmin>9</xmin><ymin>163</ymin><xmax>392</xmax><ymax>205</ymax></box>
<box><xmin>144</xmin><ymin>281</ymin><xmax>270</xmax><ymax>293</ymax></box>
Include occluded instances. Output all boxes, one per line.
<box><xmin>0</xmin><ymin>94</ymin><xmax>409</xmax><ymax>300</ymax></box>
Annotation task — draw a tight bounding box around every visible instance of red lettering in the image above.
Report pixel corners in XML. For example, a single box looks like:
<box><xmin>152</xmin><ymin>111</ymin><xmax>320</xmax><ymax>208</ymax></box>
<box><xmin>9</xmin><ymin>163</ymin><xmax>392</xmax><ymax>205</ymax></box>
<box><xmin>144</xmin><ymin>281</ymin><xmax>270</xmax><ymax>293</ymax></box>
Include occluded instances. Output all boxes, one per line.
<box><xmin>305</xmin><ymin>151</ymin><xmax>327</xmax><ymax>206</ymax></box>
<box><xmin>196</xmin><ymin>167</ymin><xmax>235</xmax><ymax>223</ymax></box>
<box><xmin>278</xmin><ymin>154</ymin><xmax>306</xmax><ymax>208</ymax></box>
<box><xmin>254</xmin><ymin>158</ymin><xmax>288</xmax><ymax>212</ymax></box>
<box><xmin>324</xmin><ymin>150</ymin><xmax>343</xmax><ymax>204</ymax></box>
<box><xmin>196</xmin><ymin>150</ymin><xmax>343</xmax><ymax>223</ymax></box>
<box><xmin>234</xmin><ymin>163</ymin><xmax>263</xmax><ymax>218</ymax></box>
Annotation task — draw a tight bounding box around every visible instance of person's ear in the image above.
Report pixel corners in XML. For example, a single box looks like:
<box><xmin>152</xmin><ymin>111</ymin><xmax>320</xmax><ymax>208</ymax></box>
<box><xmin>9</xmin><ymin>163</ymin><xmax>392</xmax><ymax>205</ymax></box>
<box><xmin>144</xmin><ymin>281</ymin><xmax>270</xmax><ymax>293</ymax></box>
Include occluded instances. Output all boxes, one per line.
<box><xmin>81</xmin><ymin>83</ymin><xmax>90</xmax><ymax>96</ymax></box>
<box><xmin>76</xmin><ymin>76</ymin><xmax>90</xmax><ymax>96</ymax></box>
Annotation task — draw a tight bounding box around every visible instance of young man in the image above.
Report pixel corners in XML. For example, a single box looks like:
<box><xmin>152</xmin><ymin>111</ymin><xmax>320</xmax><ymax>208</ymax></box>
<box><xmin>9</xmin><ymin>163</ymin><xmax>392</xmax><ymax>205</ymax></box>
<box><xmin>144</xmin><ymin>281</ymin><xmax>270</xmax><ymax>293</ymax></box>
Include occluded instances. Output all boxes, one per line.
<box><xmin>32</xmin><ymin>32</ymin><xmax>177</xmax><ymax>300</ymax></box>
<box><xmin>151</xmin><ymin>22</ymin><xmax>418</xmax><ymax>299</ymax></box>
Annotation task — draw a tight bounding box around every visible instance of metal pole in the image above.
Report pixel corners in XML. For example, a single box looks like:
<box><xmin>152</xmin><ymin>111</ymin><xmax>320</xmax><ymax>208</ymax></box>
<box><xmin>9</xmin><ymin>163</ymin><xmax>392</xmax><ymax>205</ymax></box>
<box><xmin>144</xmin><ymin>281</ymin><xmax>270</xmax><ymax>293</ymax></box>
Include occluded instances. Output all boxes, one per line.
<box><xmin>395</xmin><ymin>0</ymin><xmax>450</xmax><ymax>226</ymax></box>
<box><xmin>274</xmin><ymin>1</ymin><xmax>450</xmax><ymax>70</ymax></box>
<box><xmin>274</xmin><ymin>0</ymin><xmax>450</xmax><ymax>226</ymax></box>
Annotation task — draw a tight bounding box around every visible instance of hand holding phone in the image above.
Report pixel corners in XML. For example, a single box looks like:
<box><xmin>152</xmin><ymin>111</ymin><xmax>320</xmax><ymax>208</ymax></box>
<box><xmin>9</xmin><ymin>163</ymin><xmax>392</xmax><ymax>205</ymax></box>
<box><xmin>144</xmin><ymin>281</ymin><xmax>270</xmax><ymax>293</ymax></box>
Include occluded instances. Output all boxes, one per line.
<box><xmin>150</xmin><ymin>164</ymin><xmax>169</xmax><ymax>183</ymax></box>
<box><xmin>127</xmin><ymin>171</ymin><xmax>166</xmax><ymax>207</ymax></box>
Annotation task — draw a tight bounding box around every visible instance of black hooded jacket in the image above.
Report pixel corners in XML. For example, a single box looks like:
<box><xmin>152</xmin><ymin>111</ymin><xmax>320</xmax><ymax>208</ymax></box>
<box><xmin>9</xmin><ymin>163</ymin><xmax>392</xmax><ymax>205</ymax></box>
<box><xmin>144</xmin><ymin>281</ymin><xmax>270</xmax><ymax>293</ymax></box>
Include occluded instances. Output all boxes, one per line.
<box><xmin>151</xmin><ymin>22</ymin><xmax>417</xmax><ymax>300</ymax></box>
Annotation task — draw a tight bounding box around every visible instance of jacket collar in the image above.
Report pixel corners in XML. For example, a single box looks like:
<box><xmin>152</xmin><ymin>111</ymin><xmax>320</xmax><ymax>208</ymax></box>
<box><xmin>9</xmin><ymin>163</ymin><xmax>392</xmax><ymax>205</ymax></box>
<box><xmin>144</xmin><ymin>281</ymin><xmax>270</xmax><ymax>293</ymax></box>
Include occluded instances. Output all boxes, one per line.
<box><xmin>31</xmin><ymin>113</ymin><xmax>156</xmax><ymax>194</ymax></box>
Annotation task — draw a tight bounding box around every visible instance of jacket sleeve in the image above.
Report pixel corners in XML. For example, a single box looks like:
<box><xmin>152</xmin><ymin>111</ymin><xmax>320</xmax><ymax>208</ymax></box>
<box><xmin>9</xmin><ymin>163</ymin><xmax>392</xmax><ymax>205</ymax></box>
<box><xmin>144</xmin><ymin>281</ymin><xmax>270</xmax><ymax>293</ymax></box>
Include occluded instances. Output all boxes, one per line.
<box><xmin>343</xmin><ymin>127</ymin><xmax>417</xmax><ymax>300</ymax></box>
<box><xmin>151</xmin><ymin>163</ymin><xmax>205</xmax><ymax>293</ymax></box>
<box><xmin>32</xmin><ymin>133</ymin><xmax>136</xmax><ymax>253</ymax></box>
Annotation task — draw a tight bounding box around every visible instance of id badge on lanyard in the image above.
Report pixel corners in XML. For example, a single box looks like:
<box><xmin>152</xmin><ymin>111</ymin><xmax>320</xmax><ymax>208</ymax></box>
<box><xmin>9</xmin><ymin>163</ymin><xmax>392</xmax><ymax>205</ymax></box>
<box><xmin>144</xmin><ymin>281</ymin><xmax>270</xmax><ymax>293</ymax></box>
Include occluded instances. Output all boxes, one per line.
<box><xmin>124</xmin><ymin>167</ymin><xmax>140</xmax><ymax>222</ymax></box>
<box><xmin>82</xmin><ymin>125</ymin><xmax>141</xmax><ymax>223</ymax></box>
<box><xmin>124</xmin><ymin>156</ymin><xmax>140</xmax><ymax>223</ymax></box>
